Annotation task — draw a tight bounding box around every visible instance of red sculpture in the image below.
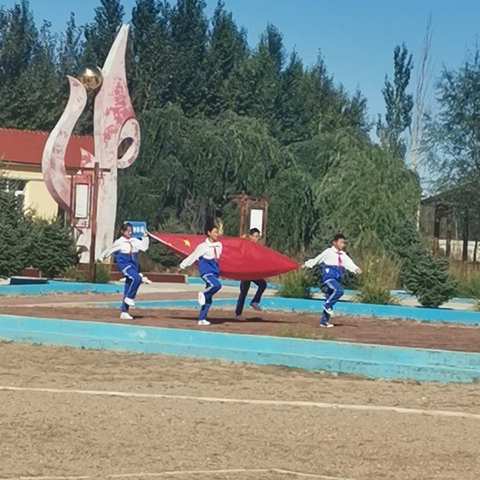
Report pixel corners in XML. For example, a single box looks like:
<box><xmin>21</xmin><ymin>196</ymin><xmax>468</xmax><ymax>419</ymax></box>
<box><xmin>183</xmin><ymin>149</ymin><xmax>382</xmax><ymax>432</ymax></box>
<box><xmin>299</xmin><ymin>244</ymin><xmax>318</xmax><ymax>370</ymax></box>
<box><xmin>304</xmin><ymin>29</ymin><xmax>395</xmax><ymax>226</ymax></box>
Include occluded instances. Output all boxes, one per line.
<box><xmin>150</xmin><ymin>233</ymin><xmax>299</xmax><ymax>281</ymax></box>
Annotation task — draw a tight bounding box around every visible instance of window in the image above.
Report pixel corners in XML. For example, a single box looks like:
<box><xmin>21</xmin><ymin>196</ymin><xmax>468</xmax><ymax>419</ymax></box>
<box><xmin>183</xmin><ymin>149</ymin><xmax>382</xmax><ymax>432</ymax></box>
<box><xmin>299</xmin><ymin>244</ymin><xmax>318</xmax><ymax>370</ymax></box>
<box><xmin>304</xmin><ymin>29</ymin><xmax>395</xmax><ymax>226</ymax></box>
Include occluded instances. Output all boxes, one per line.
<box><xmin>0</xmin><ymin>179</ymin><xmax>26</xmax><ymax>206</ymax></box>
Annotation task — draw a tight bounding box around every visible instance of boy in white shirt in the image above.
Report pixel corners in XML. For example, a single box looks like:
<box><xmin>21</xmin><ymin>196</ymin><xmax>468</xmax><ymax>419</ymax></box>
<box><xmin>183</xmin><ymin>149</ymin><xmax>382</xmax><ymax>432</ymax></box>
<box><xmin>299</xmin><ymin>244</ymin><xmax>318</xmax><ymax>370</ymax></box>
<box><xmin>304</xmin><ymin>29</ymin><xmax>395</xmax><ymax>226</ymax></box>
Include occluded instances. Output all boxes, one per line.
<box><xmin>304</xmin><ymin>233</ymin><xmax>361</xmax><ymax>327</ymax></box>
<box><xmin>180</xmin><ymin>224</ymin><xmax>223</xmax><ymax>326</ymax></box>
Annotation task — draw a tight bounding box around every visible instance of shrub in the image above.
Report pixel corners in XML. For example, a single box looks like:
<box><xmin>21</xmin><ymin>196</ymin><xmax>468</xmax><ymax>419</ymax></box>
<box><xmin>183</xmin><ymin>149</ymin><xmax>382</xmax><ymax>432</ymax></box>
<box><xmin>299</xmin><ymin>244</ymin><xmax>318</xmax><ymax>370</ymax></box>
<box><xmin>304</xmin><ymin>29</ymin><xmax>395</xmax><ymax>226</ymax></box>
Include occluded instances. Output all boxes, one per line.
<box><xmin>29</xmin><ymin>220</ymin><xmax>78</xmax><ymax>278</ymax></box>
<box><xmin>94</xmin><ymin>262</ymin><xmax>111</xmax><ymax>283</ymax></box>
<box><xmin>145</xmin><ymin>243</ymin><xmax>180</xmax><ymax>270</ymax></box>
<box><xmin>277</xmin><ymin>270</ymin><xmax>313</xmax><ymax>299</ymax></box>
<box><xmin>356</xmin><ymin>253</ymin><xmax>400</xmax><ymax>305</ymax></box>
<box><xmin>403</xmin><ymin>253</ymin><xmax>456</xmax><ymax>307</ymax></box>
<box><xmin>449</xmin><ymin>262</ymin><xmax>480</xmax><ymax>299</ymax></box>
<box><xmin>0</xmin><ymin>190</ymin><xmax>36</xmax><ymax>277</ymax></box>
<box><xmin>63</xmin><ymin>266</ymin><xmax>87</xmax><ymax>282</ymax></box>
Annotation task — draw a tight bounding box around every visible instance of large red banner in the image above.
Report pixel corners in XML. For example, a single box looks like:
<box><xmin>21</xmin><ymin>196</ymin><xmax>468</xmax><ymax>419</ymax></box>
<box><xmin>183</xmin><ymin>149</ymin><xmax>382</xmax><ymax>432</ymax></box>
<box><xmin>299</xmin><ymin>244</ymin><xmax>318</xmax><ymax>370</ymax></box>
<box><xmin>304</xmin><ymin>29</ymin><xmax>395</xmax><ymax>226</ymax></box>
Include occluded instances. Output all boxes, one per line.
<box><xmin>150</xmin><ymin>232</ymin><xmax>298</xmax><ymax>281</ymax></box>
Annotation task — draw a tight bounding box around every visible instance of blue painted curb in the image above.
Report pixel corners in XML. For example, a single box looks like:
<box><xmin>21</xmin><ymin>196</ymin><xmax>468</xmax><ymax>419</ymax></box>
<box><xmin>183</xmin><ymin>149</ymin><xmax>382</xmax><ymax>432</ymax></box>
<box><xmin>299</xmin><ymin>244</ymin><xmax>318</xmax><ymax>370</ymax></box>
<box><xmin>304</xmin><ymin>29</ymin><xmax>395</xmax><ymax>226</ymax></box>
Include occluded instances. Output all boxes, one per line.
<box><xmin>0</xmin><ymin>280</ymin><xmax>122</xmax><ymax>296</ymax></box>
<box><xmin>1</xmin><ymin>314</ymin><xmax>479</xmax><ymax>383</ymax></box>
<box><xmin>188</xmin><ymin>277</ymin><xmax>479</xmax><ymax>305</ymax></box>
<box><xmin>105</xmin><ymin>297</ymin><xmax>480</xmax><ymax>327</ymax></box>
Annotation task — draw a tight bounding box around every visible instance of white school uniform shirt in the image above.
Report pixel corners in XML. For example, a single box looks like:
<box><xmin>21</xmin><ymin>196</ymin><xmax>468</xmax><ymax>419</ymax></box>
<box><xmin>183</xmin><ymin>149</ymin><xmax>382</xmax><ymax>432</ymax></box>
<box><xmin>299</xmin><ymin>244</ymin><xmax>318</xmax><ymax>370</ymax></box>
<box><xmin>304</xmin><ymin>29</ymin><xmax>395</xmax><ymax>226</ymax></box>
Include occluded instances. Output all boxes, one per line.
<box><xmin>304</xmin><ymin>247</ymin><xmax>360</xmax><ymax>273</ymax></box>
<box><xmin>99</xmin><ymin>235</ymin><xmax>150</xmax><ymax>260</ymax></box>
<box><xmin>179</xmin><ymin>239</ymin><xmax>223</xmax><ymax>269</ymax></box>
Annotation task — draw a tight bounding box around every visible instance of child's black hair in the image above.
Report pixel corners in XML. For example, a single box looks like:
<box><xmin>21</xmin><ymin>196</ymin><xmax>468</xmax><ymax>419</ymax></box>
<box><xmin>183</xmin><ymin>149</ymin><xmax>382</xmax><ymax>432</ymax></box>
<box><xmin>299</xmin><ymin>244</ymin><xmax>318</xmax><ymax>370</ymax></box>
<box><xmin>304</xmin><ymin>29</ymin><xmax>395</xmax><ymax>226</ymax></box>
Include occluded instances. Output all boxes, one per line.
<box><xmin>332</xmin><ymin>233</ymin><xmax>346</xmax><ymax>242</ymax></box>
<box><xmin>120</xmin><ymin>222</ymin><xmax>133</xmax><ymax>236</ymax></box>
<box><xmin>249</xmin><ymin>227</ymin><xmax>261</xmax><ymax>235</ymax></box>
<box><xmin>204</xmin><ymin>219</ymin><xmax>218</xmax><ymax>235</ymax></box>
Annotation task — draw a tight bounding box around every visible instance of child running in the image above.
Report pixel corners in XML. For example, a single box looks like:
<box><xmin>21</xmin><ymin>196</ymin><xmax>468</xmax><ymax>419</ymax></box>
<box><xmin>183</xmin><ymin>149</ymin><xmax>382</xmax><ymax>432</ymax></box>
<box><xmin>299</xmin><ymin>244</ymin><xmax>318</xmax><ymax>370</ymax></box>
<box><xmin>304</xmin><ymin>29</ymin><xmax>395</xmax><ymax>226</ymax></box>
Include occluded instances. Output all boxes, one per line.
<box><xmin>235</xmin><ymin>228</ymin><xmax>267</xmax><ymax>320</ymax></box>
<box><xmin>304</xmin><ymin>233</ymin><xmax>361</xmax><ymax>328</ymax></box>
<box><xmin>179</xmin><ymin>223</ymin><xmax>223</xmax><ymax>326</ymax></box>
<box><xmin>99</xmin><ymin>222</ymin><xmax>150</xmax><ymax>320</ymax></box>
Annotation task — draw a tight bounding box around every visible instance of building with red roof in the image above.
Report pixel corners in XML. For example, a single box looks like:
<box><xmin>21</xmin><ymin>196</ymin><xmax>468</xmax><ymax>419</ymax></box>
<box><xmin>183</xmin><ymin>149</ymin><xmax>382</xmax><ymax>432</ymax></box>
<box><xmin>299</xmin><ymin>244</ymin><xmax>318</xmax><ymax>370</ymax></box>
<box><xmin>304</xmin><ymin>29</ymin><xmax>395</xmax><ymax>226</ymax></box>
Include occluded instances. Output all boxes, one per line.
<box><xmin>0</xmin><ymin>128</ymin><xmax>93</xmax><ymax>218</ymax></box>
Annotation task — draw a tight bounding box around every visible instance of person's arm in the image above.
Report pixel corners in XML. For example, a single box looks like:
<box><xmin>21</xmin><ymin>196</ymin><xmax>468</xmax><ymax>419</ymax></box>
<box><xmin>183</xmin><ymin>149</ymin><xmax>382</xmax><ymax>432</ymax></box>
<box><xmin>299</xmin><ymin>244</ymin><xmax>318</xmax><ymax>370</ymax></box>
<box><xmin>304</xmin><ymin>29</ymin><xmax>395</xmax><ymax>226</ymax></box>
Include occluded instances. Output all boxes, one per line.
<box><xmin>179</xmin><ymin>243</ymin><xmax>206</xmax><ymax>270</ymax></box>
<box><xmin>98</xmin><ymin>239</ymin><xmax>122</xmax><ymax>261</ymax></box>
<box><xmin>132</xmin><ymin>235</ymin><xmax>150</xmax><ymax>252</ymax></box>
<box><xmin>304</xmin><ymin>249</ymin><xmax>328</xmax><ymax>269</ymax></box>
<box><xmin>343</xmin><ymin>253</ymin><xmax>361</xmax><ymax>274</ymax></box>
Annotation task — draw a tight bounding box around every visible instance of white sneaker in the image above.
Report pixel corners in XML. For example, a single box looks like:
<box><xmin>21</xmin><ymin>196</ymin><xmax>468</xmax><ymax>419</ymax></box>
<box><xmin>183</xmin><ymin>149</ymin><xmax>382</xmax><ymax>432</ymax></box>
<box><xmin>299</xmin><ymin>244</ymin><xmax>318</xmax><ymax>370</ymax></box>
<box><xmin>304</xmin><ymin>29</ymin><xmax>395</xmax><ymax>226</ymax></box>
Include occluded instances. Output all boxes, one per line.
<box><xmin>120</xmin><ymin>312</ymin><xmax>134</xmax><ymax>320</ymax></box>
<box><xmin>142</xmin><ymin>275</ymin><xmax>153</xmax><ymax>285</ymax></box>
<box><xmin>198</xmin><ymin>292</ymin><xmax>206</xmax><ymax>306</ymax></box>
<box><xmin>124</xmin><ymin>297</ymin><xmax>136</xmax><ymax>307</ymax></box>
<box><xmin>198</xmin><ymin>319</ymin><xmax>211</xmax><ymax>326</ymax></box>
<box><xmin>320</xmin><ymin>322</ymin><xmax>334</xmax><ymax>328</ymax></box>
<box><xmin>251</xmin><ymin>302</ymin><xmax>262</xmax><ymax>311</ymax></box>
<box><xmin>323</xmin><ymin>306</ymin><xmax>334</xmax><ymax>316</ymax></box>
<box><xmin>236</xmin><ymin>315</ymin><xmax>244</xmax><ymax>321</ymax></box>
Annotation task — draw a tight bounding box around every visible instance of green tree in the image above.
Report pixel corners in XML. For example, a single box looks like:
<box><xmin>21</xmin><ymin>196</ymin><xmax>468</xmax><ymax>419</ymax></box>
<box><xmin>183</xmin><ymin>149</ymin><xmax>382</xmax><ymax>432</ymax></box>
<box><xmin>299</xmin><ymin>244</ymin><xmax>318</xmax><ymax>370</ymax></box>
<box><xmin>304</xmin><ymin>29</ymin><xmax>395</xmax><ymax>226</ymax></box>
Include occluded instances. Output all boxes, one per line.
<box><xmin>131</xmin><ymin>0</ymin><xmax>174</xmax><ymax>113</ymax></box>
<box><xmin>314</xmin><ymin>137</ymin><xmax>420</xmax><ymax>249</ymax></box>
<box><xmin>29</xmin><ymin>220</ymin><xmax>77</xmax><ymax>278</ymax></box>
<box><xmin>0</xmin><ymin>188</ymin><xmax>35</xmax><ymax>277</ymax></box>
<box><xmin>424</xmin><ymin>49</ymin><xmax>480</xmax><ymax>218</ymax></box>
<box><xmin>59</xmin><ymin>13</ymin><xmax>82</xmax><ymax>77</ymax></box>
<box><xmin>83</xmin><ymin>0</ymin><xmax>124</xmax><ymax>65</ymax></box>
<box><xmin>170</xmin><ymin>0</ymin><xmax>209</xmax><ymax>113</ymax></box>
<box><xmin>377</xmin><ymin>44</ymin><xmax>414</xmax><ymax>158</ymax></box>
<box><xmin>403</xmin><ymin>252</ymin><xmax>456</xmax><ymax>307</ymax></box>
<box><xmin>0</xmin><ymin>0</ymin><xmax>37</xmax><ymax>83</ymax></box>
<box><xmin>205</xmin><ymin>0</ymin><xmax>247</xmax><ymax>116</ymax></box>
<box><xmin>0</xmin><ymin>17</ymin><xmax>61</xmax><ymax>130</ymax></box>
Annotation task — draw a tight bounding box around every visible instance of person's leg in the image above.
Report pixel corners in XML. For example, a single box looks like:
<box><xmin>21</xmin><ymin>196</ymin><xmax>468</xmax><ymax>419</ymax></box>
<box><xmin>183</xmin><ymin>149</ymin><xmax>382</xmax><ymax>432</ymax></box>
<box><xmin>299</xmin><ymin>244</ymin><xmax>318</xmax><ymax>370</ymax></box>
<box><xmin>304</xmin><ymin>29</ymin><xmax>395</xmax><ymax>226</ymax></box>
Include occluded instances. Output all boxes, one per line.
<box><xmin>320</xmin><ymin>309</ymin><xmax>331</xmax><ymax>326</ymax></box>
<box><xmin>123</xmin><ymin>265</ymin><xmax>142</xmax><ymax>304</ymax></box>
<box><xmin>323</xmin><ymin>279</ymin><xmax>344</xmax><ymax>311</ymax></box>
<box><xmin>235</xmin><ymin>281</ymin><xmax>251</xmax><ymax>316</ymax></box>
<box><xmin>121</xmin><ymin>276</ymin><xmax>132</xmax><ymax>313</ymax></box>
<box><xmin>251</xmin><ymin>279</ymin><xmax>267</xmax><ymax>309</ymax></box>
<box><xmin>199</xmin><ymin>274</ymin><xmax>222</xmax><ymax>323</ymax></box>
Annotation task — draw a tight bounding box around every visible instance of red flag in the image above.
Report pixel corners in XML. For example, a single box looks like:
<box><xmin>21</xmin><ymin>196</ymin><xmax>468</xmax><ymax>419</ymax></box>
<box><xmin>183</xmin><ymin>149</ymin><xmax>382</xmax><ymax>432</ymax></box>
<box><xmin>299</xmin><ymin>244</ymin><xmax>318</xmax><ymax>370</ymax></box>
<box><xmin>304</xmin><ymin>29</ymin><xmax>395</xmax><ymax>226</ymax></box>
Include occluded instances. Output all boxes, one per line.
<box><xmin>150</xmin><ymin>232</ymin><xmax>299</xmax><ymax>281</ymax></box>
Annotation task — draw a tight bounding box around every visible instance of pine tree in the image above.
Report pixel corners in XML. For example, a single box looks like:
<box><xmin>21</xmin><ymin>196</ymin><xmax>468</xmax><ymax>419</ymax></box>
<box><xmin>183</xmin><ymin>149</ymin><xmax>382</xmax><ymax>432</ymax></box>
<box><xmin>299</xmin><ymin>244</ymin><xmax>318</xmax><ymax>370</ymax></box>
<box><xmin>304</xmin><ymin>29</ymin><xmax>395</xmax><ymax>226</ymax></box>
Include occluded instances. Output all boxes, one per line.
<box><xmin>275</xmin><ymin>51</ymin><xmax>307</xmax><ymax>143</ymax></box>
<box><xmin>59</xmin><ymin>13</ymin><xmax>82</xmax><ymax>77</ymax></box>
<box><xmin>403</xmin><ymin>253</ymin><xmax>456</xmax><ymax>307</ymax></box>
<box><xmin>377</xmin><ymin>44</ymin><xmax>414</xmax><ymax>158</ymax></box>
<box><xmin>0</xmin><ymin>16</ymin><xmax>60</xmax><ymax>130</ymax></box>
<box><xmin>170</xmin><ymin>0</ymin><xmax>209</xmax><ymax>113</ymax></box>
<box><xmin>83</xmin><ymin>0</ymin><xmax>124</xmax><ymax>65</ymax></box>
<box><xmin>30</xmin><ymin>220</ymin><xmax>77</xmax><ymax>278</ymax></box>
<box><xmin>0</xmin><ymin>0</ymin><xmax>37</xmax><ymax>83</ymax></box>
<box><xmin>131</xmin><ymin>0</ymin><xmax>173</xmax><ymax>113</ymax></box>
<box><xmin>205</xmin><ymin>0</ymin><xmax>247</xmax><ymax>116</ymax></box>
<box><xmin>0</xmin><ymin>189</ymin><xmax>35</xmax><ymax>277</ymax></box>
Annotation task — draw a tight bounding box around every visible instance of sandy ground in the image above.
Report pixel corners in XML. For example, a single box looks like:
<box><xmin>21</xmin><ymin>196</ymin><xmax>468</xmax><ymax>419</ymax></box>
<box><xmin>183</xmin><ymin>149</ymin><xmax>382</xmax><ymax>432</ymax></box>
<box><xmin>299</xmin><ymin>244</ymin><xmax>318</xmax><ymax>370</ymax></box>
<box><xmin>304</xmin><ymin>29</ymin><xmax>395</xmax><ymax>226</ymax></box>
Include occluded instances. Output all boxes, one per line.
<box><xmin>3</xmin><ymin>305</ymin><xmax>480</xmax><ymax>352</ymax></box>
<box><xmin>0</xmin><ymin>342</ymin><xmax>479</xmax><ymax>480</ymax></box>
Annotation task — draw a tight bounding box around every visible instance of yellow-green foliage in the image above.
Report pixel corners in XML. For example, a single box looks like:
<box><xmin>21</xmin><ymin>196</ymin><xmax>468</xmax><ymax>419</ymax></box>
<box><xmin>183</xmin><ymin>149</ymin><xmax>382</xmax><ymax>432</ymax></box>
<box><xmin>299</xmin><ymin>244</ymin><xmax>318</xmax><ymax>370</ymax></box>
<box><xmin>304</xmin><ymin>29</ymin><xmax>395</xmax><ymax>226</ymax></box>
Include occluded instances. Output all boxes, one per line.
<box><xmin>356</xmin><ymin>252</ymin><xmax>400</xmax><ymax>305</ymax></box>
<box><xmin>277</xmin><ymin>270</ymin><xmax>313</xmax><ymax>299</ymax></box>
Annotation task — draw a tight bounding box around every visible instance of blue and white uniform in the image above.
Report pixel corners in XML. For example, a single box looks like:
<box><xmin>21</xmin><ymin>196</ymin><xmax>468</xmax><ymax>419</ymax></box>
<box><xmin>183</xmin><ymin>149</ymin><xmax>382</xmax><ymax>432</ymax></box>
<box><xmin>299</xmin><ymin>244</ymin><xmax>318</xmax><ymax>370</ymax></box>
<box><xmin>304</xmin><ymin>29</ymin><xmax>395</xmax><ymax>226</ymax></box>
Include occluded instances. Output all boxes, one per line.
<box><xmin>100</xmin><ymin>235</ymin><xmax>149</xmax><ymax>313</ymax></box>
<box><xmin>305</xmin><ymin>247</ymin><xmax>360</xmax><ymax>324</ymax></box>
<box><xmin>180</xmin><ymin>239</ymin><xmax>223</xmax><ymax>322</ymax></box>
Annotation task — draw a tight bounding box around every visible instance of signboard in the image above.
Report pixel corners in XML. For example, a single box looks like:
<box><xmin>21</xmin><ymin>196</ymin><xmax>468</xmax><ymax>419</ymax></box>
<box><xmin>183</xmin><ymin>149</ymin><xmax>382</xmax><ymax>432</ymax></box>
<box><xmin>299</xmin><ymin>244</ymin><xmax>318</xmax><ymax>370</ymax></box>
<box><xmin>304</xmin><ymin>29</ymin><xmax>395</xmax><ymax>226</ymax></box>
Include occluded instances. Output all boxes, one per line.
<box><xmin>126</xmin><ymin>220</ymin><xmax>147</xmax><ymax>239</ymax></box>
<box><xmin>250</xmin><ymin>209</ymin><xmax>264</xmax><ymax>233</ymax></box>
<box><xmin>74</xmin><ymin>184</ymin><xmax>90</xmax><ymax>219</ymax></box>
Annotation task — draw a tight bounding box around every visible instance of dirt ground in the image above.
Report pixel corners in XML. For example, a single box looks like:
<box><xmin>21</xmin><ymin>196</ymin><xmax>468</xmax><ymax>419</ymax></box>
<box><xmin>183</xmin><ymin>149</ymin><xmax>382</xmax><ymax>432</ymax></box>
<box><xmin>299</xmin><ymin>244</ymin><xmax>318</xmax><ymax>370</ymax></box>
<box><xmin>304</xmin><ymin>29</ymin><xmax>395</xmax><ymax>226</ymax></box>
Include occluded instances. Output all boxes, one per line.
<box><xmin>3</xmin><ymin>304</ymin><xmax>480</xmax><ymax>352</ymax></box>
<box><xmin>0</xmin><ymin>342</ymin><xmax>479</xmax><ymax>480</ymax></box>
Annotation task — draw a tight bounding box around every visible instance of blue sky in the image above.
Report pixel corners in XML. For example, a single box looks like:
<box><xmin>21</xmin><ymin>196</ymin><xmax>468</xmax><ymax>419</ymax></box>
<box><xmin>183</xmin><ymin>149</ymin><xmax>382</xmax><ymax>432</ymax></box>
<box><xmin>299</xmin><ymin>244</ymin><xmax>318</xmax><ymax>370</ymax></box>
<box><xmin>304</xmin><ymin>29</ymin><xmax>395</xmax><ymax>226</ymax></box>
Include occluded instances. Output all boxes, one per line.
<box><xmin>3</xmin><ymin>0</ymin><xmax>480</xmax><ymax>123</ymax></box>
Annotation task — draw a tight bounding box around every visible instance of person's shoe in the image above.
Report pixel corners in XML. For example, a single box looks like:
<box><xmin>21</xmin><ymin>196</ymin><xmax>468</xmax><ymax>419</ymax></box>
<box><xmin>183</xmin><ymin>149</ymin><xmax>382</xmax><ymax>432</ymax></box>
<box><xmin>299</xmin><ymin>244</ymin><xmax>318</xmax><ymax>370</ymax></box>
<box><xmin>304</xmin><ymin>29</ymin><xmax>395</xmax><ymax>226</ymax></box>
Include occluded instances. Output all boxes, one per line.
<box><xmin>120</xmin><ymin>312</ymin><xmax>134</xmax><ymax>320</ymax></box>
<box><xmin>250</xmin><ymin>302</ymin><xmax>262</xmax><ymax>311</ymax></box>
<box><xmin>198</xmin><ymin>292</ymin><xmax>206</xmax><ymax>306</ymax></box>
<box><xmin>198</xmin><ymin>319</ymin><xmax>211</xmax><ymax>326</ymax></box>
<box><xmin>236</xmin><ymin>315</ymin><xmax>244</xmax><ymax>321</ymax></box>
<box><xmin>320</xmin><ymin>322</ymin><xmax>334</xmax><ymax>328</ymax></box>
<box><xmin>124</xmin><ymin>297</ymin><xmax>135</xmax><ymax>307</ymax></box>
<box><xmin>323</xmin><ymin>306</ymin><xmax>334</xmax><ymax>317</ymax></box>
<box><xmin>142</xmin><ymin>275</ymin><xmax>153</xmax><ymax>284</ymax></box>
